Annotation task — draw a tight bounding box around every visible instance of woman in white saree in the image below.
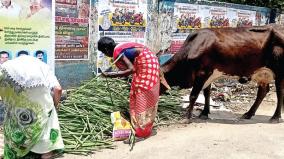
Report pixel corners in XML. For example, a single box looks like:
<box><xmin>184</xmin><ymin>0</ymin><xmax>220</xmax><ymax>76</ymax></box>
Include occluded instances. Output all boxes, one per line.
<box><xmin>0</xmin><ymin>55</ymin><xmax>64</xmax><ymax>159</ymax></box>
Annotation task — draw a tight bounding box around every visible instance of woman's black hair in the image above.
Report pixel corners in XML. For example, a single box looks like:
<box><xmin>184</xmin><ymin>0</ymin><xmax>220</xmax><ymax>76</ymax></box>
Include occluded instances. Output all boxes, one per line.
<box><xmin>97</xmin><ymin>37</ymin><xmax>116</xmax><ymax>57</ymax></box>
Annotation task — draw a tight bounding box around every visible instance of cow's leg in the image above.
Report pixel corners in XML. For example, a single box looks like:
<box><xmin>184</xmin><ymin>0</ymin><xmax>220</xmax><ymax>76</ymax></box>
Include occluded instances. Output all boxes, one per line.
<box><xmin>270</xmin><ymin>77</ymin><xmax>284</xmax><ymax>123</ymax></box>
<box><xmin>241</xmin><ymin>84</ymin><xmax>269</xmax><ymax>119</ymax></box>
<box><xmin>185</xmin><ymin>75</ymin><xmax>209</xmax><ymax>119</ymax></box>
<box><xmin>199</xmin><ymin>84</ymin><xmax>211</xmax><ymax>119</ymax></box>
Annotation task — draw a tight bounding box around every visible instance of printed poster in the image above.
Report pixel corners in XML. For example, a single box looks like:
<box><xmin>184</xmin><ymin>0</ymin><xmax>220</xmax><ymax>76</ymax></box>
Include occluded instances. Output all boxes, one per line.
<box><xmin>98</xmin><ymin>0</ymin><xmax>147</xmax><ymax>43</ymax></box>
<box><xmin>165</xmin><ymin>2</ymin><xmax>269</xmax><ymax>54</ymax></box>
<box><xmin>97</xmin><ymin>0</ymin><xmax>148</xmax><ymax>73</ymax></box>
<box><xmin>236</xmin><ymin>9</ymin><xmax>256</xmax><ymax>27</ymax></box>
<box><xmin>255</xmin><ymin>9</ymin><xmax>270</xmax><ymax>26</ymax></box>
<box><xmin>201</xmin><ymin>5</ymin><xmax>229</xmax><ymax>28</ymax></box>
<box><xmin>0</xmin><ymin>0</ymin><xmax>54</xmax><ymax>69</ymax></box>
<box><xmin>55</xmin><ymin>0</ymin><xmax>90</xmax><ymax>60</ymax></box>
<box><xmin>227</xmin><ymin>8</ymin><xmax>238</xmax><ymax>27</ymax></box>
<box><xmin>170</xmin><ymin>3</ymin><xmax>200</xmax><ymax>54</ymax></box>
<box><xmin>227</xmin><ymin>9</ymin><xmax>256</xmax><ymax>27</ymax></box>
<box><xmin>175</xmin><ymin>3</ymin><xmax>201</xmax><ymax>30</ymax></box>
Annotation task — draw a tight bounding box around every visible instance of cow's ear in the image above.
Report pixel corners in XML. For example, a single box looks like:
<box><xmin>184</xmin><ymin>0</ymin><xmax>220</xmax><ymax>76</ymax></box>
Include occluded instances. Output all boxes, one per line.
<box><xmin>187</xmin><ymin>32</ymin><xmax>215</xmax><ymax>60</ymax></box>
<box><xmin>187</xmin><ymin>48</ymin><xmax>203</xmax><ymax>60</ymax></box>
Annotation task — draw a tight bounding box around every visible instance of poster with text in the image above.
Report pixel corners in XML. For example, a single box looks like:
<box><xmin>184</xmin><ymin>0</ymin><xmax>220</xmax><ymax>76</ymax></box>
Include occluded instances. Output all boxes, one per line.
<box><xmin>201</xmin><ymin>5</ymin><xmax>229</xmax><ymax>28</ymax></box>
<box><xmin>170</xmin><ymin>3</ymin><xmax>200</xmax><ymax>54</ymax></box>
<box><xmin>97</xmin><ymin>0</ymin><xmax>148</xmax><ymax>73</ymax></box>
<box><xmin>0</xmin><ymin>0</ymin><xmax>54</xmax><ymax>69</ymax></box>
<box><xmin>175</xmin><ymin>3</ymin><xmax>201</xmax><ymax>30</ymax></box>
<box><xmin>98</xmin><ymin>0</ymin><xmax>147</xmax><ymax>44</ymax></box>
<box><xmin>55</xmin><ymin>0</ymin><xmax>90</xmax><ymax>60</ymax></box>
<box><xmin>236</xmin><ymin>9</ymin><xmax>256</xmax><ymax>27</ymax></box>
<box><xmin>227</xmin><ymin>8</ymin><xmax>256</xmax><ymax>27</ymax></box>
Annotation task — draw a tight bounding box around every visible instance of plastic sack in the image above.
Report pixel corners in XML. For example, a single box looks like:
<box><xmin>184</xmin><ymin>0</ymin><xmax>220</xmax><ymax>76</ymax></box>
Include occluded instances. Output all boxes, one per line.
<box><xmin>111</xmin><ymin>111</ymin><xmax>131</xmax><ymax>141</ymax></box>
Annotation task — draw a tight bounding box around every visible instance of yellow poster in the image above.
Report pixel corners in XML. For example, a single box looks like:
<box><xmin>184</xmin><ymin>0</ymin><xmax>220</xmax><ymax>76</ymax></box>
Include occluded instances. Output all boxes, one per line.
<box><xmin>0</xmin><ymin>0</ymin><xmax>54</xmax><ymax>69</ymax></box>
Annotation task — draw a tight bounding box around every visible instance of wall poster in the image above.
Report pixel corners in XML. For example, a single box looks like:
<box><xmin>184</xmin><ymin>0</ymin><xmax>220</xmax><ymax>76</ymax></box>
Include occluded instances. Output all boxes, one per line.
<box><xmin>0</xmin><ymin>0</ymin><xmax>54</xmax><ymax>69</ymax></box>
<box><xmin>97</xmin><ymin>0</ymin><xmax>148</xmax><ymax>73</ymax></box>
<box><xmin>55</xmin><ymin>0</ymin><xmax>90</xmax><ymax>60</ymax></box>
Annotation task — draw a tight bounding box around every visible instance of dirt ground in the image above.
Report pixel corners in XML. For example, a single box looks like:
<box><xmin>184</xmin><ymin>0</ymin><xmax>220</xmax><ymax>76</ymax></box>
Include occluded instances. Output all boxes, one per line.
<box><xmin>62</xmin><ymin>91</ymin><xmax>284</xmax><ymax>159</ymax></box>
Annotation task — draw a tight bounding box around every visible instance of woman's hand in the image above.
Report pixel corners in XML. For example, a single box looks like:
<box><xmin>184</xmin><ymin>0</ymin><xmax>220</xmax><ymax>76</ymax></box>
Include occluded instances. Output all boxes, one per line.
<box><xmin>102</xmin><ymin>72</ymin><xmax>117</xmax><ymax>77</ymax></box>
<box><xmin>55</xmin><ymin>104</ymin><xmax>60</xmax><ymax>111</ymax></box>
<box><xmin>53</xmin><ymin>86</ymin><xmax>62</xmax><ymax>110</ymax></box>
<box><xmin>100</xmin><ymin>56</ymin><xmax>134</xmax><ymax>78</ymax></box>
<box><xmin>101</xmin><ymin>71</ymin><xmax>110</xmax><ymax>77</ymax></box>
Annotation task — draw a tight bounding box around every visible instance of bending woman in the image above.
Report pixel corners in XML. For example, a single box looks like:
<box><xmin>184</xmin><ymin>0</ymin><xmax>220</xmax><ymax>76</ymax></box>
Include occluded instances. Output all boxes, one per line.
<box><xmin>98</xmin><ymin>37</ymin><xmax>160</xmax><ymax>138</ymax></box>
<box><xmin>0</xmin><ymin>55</ymin><xmax>64</xmax><ymax>159</ymax></box>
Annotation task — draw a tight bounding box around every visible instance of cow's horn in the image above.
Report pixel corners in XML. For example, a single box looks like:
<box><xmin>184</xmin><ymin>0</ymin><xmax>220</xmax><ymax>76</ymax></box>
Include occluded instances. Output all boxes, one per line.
<box><xmin>160</xmin><ymin>70</ymin><xmax>171</xmax><ymax>90</ymax></box>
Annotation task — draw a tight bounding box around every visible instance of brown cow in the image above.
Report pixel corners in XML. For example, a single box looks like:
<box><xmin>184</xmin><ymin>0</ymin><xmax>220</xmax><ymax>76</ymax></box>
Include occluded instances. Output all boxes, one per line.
<box><xmin>161</xmin><ymin>24</ymin><xmax>284</xmax><ymax>122</ymax></box>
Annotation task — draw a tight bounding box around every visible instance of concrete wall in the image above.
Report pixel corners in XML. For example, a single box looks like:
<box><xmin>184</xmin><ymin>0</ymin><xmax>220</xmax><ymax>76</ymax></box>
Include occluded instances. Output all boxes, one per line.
<box><xmin>55</xmin><ymin>61</ymin><xmax>95</xmax><ymax>88</ymax></box>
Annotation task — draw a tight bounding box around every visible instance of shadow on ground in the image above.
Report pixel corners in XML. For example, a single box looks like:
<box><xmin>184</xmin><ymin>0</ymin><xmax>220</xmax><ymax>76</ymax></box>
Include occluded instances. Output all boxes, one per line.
<box><xmin>191</xmin><ymin>110</ymin><xmax>282</xmax><ymax>125</ymax></box>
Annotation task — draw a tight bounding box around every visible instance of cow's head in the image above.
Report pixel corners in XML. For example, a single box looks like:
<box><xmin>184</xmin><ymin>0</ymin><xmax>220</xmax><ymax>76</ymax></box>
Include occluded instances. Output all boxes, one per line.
<box><xmin>159</xmin><ymin>32</ymin><xmax>201</xmax><ymax>94</ymax></box>
<box><xmin>159</xmin><ymin>53</ymin><xmax>196</xmax><ymax>94</ymax></box>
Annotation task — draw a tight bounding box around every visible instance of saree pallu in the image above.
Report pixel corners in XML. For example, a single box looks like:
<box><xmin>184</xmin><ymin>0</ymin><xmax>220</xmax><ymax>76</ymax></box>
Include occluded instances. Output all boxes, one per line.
<box><xmin>116</xmin><ymin>48</ymin><xmax>160</xmax><ymax>138</ymax></box>
<box><xmin>130</xmin><ymin>48</ymin><xmax>160</xmax><ymax>138</ymax></box>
